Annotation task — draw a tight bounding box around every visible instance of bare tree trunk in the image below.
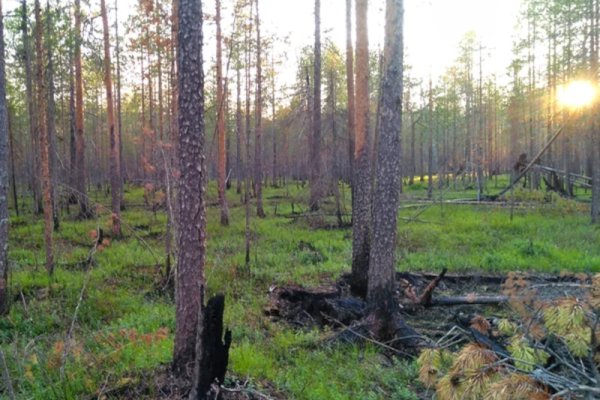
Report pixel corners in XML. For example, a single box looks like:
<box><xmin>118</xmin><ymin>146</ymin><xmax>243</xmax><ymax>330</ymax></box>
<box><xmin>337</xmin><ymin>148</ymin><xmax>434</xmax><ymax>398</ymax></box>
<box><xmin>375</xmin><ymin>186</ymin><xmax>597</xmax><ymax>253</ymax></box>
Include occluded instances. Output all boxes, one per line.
<box><xmin>254</xmin><ymin>0</ymin><xmax>265</xmax><ymax>218</ymax></box>
<box><xmin>167</xmin><ymin>0</ymin><xmax>179</xmax><ymax>279</ymax></box>
<box><xmin>34</xmin><ymin>0</ymin><xmax>53</xmax><ymax>275</ymax></box>
<box><xmin>216</xmin><ymin>0</ymin><xmax>229</xmax><ymax>226</ymax></box>
<box><xmin>245</xmin><ymin>3</ymin><xmax>253</xmax><ymax>266</ymax></box>
<box><xmin>310</xmin><ymin>0</ymin><xmax>322</xmax><ymax>211</ymax></box>
<box><xmin>68</xmin><ymin>45</ymin><xmax>76</xmax><ymax>203</ymax></box>
<box><xmin>45</xmin><ymin>0</ymin><xmax>59</xmax><ymax>230</ymax></box>
<box><xmin>115</xmin><ymin>0</ymin><xmax>124</xmax><ymax>202</ymax></box>
<box><xmin>173</xmin><ymin>0</ymin><xmax>207</xmax><ymax>379</ymax></box>
<box><xmin>22</xmin><ymin>0</ymin><xmax>42</xmax><ymax>214</ymax></box>
<box><xmin>367</xmin><ymin>0</ymin><xmax>403</xmax><ymax>338</ymax></box>
<box><xmin>345</xmin><ymin>0</ymin><xmax>355</xmax><ymax>186</ymax></box>
<box><xmin>236</xmin><ymin>63</ymin><xmax>243</xmax><ymax>195</ymax></box>
<box><xmin>74</xmin><ymin>0</ymin><xmax>91</xmax><ymax>218</ymax></box>
<box><xmin>100</xmin><ymin>0</ymin><xmax>121</xmax><ymax>237</ymax></box>
<box><xmin>0</xmin><ymin>0</ymin><xmax>10</xmax><ymax>315</ymax></box>
<box><xmin>350</xmin><ymin>0</ymin><xmax>372</xmax><ymax>298</ymax></box>
<box><xmin>427</xmin><ymin>80</ymin><xmax>433</xmax><ymax>200</ymax></box>
<box><xmin>271</xmin><ymin>51</ymin><xmax>277</xmax><ymax>187</ymax></box>
<box><xmin>8</xmin><ymin>111</ymin><xmax>18</xmax><ymax>217</ymax></box>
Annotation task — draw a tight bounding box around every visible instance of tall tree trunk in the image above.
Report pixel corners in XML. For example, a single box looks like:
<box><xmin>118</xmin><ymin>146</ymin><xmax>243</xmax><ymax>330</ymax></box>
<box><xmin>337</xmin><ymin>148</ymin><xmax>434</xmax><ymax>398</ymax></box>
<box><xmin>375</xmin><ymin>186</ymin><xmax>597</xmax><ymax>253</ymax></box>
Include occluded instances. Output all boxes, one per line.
<box><xmin>115</xmin><ymin>0</ymin><xmax>124</xmax><ymax>203</ymax></box>
<box><xmin>244</xmin><ymin>3</ymin><xmax>253</xmax><ymax>266</ymax></box>
<box><xmin>310</xmin><ymin>0</ymin><xmax>322</xmax><ymax>211</ymax></box>
<box><xmin>346</xmin><ymin>0</ymin><xmax>355</xmax><ymax>186</ymax></box>
<box><xmin>74</xmin><ymin>0</ymin><xmax>91</xmax><ymax>218</ymax></box>
<box><xmin>427</xmin><ymin>80</ymin><xmax>433</xmax><ymax>199</ymax></box>
<box><xmin>8</xmin><ymin>110</ymin><xmax>18</xmax><ymax>217</ymax></box>
<box><xmin>271</xmin><ymin>51</ymin><xmax>277</xmax><ymax>187</ymax></box>
<box><xmin>68</xmin><ymin>45</ymin><xmax>76</xmax><ymax>204</ymax></box>
<box><xmin>156</xmin><ymin>0</ymin><xmax>164</xmax><ymax>143</ymax></box>
<box><xmin>100</xmin><ymin>0</ymin><xmax>121</xmax><ymax>237</ymax></box>
<box><xmin>45</xmin><ymin>0</ymin><xmax>59</xmax><ymax>230</ymax></box>
<box><xmin>236</xmin><ymin>62</ymin><xmax>242</xmax><ymax>195</ymax></box>
<box><xmin>350</xmin><ymin>0</ymin><xmax>372</xmax><ymax>298</ymax></box>
<box><xmin>0</xmin><ymin>0</ymin><xmax>10</xmax><ymax>315</ymax></box>
<box><xmin>34</xmin><ymin>0</ymin><xmax>53</xmax><ymax>275</ymax></box>
<box><xmin>22</xmin><ymin>0</ymin><xmax>42</xmax><ymax>214</ymax></box>
<box><xmin>254</xmin><ymin>0</ymin><xmax>265</xmax><ymax>218</ymax></box>
<box><xmin>368</xmin><ymin>0</ymin><xmax>404</xmax><ymax>337</ymax></box>
<box><xmin>173</xmin><ymin>0</ymin><xmax>207</xmax><ymax>379</ymax></box>
<box><xmin>216</xmin><ymin>0</ymin><xmax>229</xmax><ymax>225</ymax></box>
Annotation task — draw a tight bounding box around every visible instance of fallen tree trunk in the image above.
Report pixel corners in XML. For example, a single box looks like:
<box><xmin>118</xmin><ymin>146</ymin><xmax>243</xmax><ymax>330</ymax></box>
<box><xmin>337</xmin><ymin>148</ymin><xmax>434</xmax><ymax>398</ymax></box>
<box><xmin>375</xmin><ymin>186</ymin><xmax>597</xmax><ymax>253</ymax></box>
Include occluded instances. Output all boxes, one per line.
<box><xmin>401</xmin><ymin>295</ymin><xmax>509</xmax><ymax>308</ymax></box>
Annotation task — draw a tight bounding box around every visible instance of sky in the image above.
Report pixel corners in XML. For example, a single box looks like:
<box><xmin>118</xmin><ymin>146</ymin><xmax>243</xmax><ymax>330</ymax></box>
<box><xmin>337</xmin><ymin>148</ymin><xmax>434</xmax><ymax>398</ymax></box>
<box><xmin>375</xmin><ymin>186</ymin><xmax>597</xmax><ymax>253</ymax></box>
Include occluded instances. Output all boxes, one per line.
<box><xmin>3</xmin><ymin>0</ymin><xmax>524</xmax><ymax>86</ymax></box>
<box><xmin>257</xmin><ymin>0</ymin><xmax>524</xmax><ymax>85</ymax></box>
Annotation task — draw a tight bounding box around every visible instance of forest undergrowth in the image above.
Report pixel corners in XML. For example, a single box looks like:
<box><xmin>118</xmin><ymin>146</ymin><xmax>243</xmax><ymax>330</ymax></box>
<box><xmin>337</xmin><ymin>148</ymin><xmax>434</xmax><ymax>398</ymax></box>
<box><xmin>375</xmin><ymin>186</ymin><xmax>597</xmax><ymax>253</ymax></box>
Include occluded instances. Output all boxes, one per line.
<box><xmin>1</xmin><ymin>178</ymin><xmax>599</xmax><ymax>399</ymax></box>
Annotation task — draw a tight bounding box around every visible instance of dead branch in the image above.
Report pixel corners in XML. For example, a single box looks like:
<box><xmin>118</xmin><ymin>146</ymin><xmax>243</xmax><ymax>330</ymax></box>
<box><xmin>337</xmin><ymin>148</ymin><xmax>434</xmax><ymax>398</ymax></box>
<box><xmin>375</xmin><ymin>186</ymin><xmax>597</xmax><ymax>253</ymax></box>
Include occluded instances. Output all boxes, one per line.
<box><xmin>417</xmin><ymin>268</ymin><xmax>447</xmax><ymax>305</ymax></box>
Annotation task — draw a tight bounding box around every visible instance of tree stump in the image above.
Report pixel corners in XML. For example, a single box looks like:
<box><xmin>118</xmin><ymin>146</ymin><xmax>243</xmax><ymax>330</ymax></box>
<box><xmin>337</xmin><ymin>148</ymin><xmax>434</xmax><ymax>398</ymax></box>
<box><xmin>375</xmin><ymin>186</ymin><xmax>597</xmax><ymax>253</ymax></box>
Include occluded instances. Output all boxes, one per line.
<box><xmin>189</xmin><ymin>294</ymin><xmax>232</xmax><ymax>400</ymax></box>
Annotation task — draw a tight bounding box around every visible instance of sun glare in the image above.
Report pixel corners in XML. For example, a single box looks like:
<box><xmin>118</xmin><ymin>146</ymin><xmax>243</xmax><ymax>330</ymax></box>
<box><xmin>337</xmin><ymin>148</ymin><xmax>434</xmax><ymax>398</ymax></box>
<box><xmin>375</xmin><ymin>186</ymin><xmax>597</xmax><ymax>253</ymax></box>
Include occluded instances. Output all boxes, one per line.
<box><xmin>557</xmin><ymin>80</ymin><xmax>596</xmax><ymax>109</ymax></box>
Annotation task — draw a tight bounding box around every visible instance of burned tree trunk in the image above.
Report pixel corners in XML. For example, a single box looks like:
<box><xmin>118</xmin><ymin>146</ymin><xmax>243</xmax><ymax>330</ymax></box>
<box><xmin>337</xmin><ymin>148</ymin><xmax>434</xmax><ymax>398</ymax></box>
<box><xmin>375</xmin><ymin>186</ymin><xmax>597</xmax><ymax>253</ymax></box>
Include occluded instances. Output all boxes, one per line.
<box><xmin>188</xmin><ymin>294</ymin><xmax>232</xmax><ymax>400</ymax></box>
<box><xmin>173</xmin><ymin>0</ymin><xmax>207</xmax><ymax>379</ymax></box>
<box><xmin>350</xmin><ymin>0</ymin><xmax>372</xmax><ymax>298</ymax></box>
<box><xmin>367</xmin><ymin>0</ymin><xmax>404</xmax><ymax>338</ymax></box>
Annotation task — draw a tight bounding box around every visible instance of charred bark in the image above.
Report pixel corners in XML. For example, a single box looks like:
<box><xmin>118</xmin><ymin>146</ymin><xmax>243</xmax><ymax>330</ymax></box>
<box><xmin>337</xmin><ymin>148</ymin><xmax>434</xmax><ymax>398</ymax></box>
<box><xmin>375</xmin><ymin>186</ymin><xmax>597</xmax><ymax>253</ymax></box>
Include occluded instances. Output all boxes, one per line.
<box><xmin>173</xmin><ymin>0</ymin><xmax>207</xmax><ymax>379</ymax></box>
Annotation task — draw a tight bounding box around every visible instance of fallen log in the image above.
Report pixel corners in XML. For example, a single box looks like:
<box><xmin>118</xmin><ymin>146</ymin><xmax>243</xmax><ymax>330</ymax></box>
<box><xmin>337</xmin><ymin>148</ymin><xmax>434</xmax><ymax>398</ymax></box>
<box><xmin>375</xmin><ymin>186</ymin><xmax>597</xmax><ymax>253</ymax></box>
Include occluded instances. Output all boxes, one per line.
<box><xmin>401</xmin><ymin>295</ymin><xmax>509</xmax><ymax>308</ymax></box>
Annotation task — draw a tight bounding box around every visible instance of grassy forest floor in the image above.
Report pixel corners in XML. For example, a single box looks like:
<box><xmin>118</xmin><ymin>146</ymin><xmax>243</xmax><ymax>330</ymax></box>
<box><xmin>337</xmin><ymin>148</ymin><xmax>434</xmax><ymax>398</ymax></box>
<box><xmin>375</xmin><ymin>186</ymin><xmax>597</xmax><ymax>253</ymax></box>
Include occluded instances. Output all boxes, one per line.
<box><xmin>2</xmin><ymin>177</ymin><xmax>600</xmax><ymax>399</ymax></box>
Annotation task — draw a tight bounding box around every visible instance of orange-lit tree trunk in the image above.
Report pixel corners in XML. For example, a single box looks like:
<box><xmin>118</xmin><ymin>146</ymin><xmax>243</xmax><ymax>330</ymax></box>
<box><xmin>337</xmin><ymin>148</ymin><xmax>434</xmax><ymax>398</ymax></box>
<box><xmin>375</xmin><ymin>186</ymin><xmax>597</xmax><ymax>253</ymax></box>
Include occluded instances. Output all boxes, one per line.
<box><xmin>216</xmin><ymin>0</ymin><xmax>229</xmax><ymax>225</ymax></box>
<box><xmin>0</xmin><ymin>0</ymin><xmax>10</xmax><ymax>314</ymax></box>
<box><xmin>254</xmin><ymin>0</ymin><xmax>265</xmax><ymax>218</ymax></box>
<box><xmin>74</xmin><ymin>0</ymin><xmax>91</xmax><ymax>218</ymax></box>
<box><xmin>173</xmin><ymin>0</ymin><xmax>206</xmax><ymax>379</ymax></box>
<box><xmin>34</xmin><ymin>0</ymin><xmax>53</xmax><ymax>275</ymax></box>
<box><xmin>309</xmin><ymin>0</ymin><xmax>322</xmax><ymax>211</ymax></box>
<box><xmin>100</xmin><ymin>0</ymin><xmax>121</xmax><ymax>236</ymax></box>
<box><xmin>350</xmin><ymin>0</ymin><xmax>372</xmax><ymax>298</ymax></box>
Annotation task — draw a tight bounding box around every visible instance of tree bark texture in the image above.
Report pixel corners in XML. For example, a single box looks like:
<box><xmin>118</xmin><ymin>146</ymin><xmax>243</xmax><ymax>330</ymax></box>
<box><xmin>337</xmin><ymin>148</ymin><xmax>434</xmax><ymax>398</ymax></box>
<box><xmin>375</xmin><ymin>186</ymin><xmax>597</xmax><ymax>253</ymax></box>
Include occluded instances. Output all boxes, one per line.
<box><xmin>34</xmin><ymin>0</ymin><xmax>53</xmax><ymax>275</ymax></box>
<box><xmin>173</xmin><ymin>0</ymin><xmax>207</xmax><ymax>379</ymax></box>
<box><xmin>367</xmin><ymin>0</ymin><xmax>404</xmax><ymax>333</ymax></box>
<box><xmin>350</xmin><ymin>0</ymin><xmax>372</xmax><ymax>298</ymax></box>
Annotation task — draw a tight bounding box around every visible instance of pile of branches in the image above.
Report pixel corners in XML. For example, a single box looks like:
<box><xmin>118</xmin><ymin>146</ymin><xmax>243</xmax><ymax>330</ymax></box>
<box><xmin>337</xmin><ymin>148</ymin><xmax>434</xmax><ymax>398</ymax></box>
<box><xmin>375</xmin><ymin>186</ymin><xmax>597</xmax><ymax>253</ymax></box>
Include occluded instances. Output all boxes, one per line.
<box><xmin>417</xmin><ymin>273</ymin><xmax>600</xmax><ymax>400</ymax></box>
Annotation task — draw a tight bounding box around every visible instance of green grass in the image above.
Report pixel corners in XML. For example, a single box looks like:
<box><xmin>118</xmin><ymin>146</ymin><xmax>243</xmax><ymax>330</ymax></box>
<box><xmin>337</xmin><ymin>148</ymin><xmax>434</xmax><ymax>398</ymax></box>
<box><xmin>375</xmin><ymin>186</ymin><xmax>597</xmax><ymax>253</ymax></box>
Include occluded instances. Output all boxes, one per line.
<box><xmin>2</xmin><ymin>178</ymin><xmax>599</xmax><ymax>399</ymax></box>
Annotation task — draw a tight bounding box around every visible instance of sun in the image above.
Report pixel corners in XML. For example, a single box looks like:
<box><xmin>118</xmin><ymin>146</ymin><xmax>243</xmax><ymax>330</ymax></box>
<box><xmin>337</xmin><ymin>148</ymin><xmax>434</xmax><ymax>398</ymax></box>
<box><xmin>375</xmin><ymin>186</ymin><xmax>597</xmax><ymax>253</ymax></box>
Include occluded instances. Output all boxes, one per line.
<box><xmin>557</xmin><ymin>80</ymin><xmax>596</xmax><ymax>109</ymax></box>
